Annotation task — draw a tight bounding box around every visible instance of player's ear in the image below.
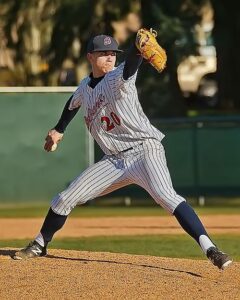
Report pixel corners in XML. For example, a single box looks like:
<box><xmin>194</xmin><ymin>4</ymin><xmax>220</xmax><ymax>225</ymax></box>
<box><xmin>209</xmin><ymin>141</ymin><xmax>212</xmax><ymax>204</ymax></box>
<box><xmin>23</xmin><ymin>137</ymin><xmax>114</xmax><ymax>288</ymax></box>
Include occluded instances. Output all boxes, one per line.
<box><xmin>87</xmin><ymin>52</ymin><xmax>92</xmax><ymax>63</ymax></box>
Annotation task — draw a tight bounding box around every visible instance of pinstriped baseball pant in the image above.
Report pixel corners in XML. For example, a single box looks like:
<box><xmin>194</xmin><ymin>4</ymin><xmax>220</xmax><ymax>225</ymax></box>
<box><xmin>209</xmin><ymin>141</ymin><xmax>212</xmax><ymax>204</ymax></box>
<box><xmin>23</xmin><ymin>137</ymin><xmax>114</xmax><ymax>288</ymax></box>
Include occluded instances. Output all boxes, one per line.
<box><xmin>51</xmin><ymin>139</ymin><xmax>186</xmax><ymax>215</ymax></box>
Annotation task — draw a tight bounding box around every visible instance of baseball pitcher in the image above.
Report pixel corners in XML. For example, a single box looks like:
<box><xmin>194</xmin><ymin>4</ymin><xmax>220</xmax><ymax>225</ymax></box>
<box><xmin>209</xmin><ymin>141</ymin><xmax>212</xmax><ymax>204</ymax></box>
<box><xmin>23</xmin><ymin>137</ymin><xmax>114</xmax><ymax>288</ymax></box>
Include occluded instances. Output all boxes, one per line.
<box><xmin>13</xmin><ymin>29</ymin><xmax>232</xmax><ymax>270</ymax></box>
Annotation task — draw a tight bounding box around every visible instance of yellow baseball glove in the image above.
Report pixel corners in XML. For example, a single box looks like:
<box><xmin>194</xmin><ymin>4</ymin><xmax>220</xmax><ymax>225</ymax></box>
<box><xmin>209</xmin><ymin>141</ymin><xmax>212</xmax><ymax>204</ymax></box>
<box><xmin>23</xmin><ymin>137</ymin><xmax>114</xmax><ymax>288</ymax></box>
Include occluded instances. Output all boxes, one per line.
<box><xmin>135</xmin><ymin>28</ymin><xmax>167</xmax><ymax>72</ymax></box>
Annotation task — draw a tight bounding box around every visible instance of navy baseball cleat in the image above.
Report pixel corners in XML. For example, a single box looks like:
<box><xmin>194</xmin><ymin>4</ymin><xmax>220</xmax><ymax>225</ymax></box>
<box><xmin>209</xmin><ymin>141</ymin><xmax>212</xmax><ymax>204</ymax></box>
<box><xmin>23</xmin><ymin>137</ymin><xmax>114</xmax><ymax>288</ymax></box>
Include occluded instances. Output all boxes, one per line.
<box><xmin>207</xmin><ymin>247</ymin><xmax>232</xmax><ymax>270</ymax></box>
<box><xmin>13</xmin><ymin>241</ymin><xmax>47</xmax><ymax>260</ymax></box>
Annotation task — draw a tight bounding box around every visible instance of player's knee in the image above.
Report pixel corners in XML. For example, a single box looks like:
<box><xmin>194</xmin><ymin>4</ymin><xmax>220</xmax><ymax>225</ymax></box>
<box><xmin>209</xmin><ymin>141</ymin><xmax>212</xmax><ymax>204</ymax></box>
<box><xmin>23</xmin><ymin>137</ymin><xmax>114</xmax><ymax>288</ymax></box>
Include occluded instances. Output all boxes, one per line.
<box><xmin>51</xmin><ymin>193</ymin><xmax>76</xmax><ymax>216</ymax></box>
<box><xmin>153</xmin><ymin>190</ymin><xmax>186</xmax><ymax>214</ymax></box>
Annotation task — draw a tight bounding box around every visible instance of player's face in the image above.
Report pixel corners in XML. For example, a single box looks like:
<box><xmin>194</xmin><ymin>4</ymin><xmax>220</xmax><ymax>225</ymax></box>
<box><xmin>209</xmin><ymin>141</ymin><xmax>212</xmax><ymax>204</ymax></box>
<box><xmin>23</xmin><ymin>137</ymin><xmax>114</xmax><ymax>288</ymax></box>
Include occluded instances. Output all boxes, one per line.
<box><xmin>87</xmin><ymin>51</ymin><xmax>117</xmax><ymax>77</ymax></box>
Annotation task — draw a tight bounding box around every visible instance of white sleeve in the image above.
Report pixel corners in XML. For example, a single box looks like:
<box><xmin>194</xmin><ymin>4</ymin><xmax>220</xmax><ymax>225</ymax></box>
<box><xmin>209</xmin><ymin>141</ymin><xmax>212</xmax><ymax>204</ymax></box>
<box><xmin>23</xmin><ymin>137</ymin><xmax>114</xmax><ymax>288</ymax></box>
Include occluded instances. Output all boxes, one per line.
<box><xmin>107</xmin><ymin>62</ymin><xmax>138</xmax><ymax>92</ymax></box>
<box><xmin>68</xmin><ymin>86</ymin><xmax>82</xmax><ymax>110</ymax></box>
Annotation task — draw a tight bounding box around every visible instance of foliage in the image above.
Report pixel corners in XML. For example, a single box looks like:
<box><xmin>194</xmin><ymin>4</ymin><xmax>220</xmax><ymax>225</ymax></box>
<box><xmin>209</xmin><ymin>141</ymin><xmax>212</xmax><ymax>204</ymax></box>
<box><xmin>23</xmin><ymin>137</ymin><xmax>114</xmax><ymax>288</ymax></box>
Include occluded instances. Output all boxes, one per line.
<box><xmin>2</xmin><ymin>0</ymin><xmax>239</xmax><ymax>114</ymax></box>
<box><xmin>210</xmin><ymin>0</ymin><xmax>240</xmax><ymax>110</ymax></box>
<box><xmin>46</xmin><ymin>0</ymin><xmax>92</xmax><ymax>83</ymax></box>
<box><xmin>1</xmin><ymin>0</ymin><xmax>60</xmax><ymax>85</ymax></box>
<box><xmin>138</xmin><ymin>0</ymin><xmax>206</xmax><ymax>117</ymax></box>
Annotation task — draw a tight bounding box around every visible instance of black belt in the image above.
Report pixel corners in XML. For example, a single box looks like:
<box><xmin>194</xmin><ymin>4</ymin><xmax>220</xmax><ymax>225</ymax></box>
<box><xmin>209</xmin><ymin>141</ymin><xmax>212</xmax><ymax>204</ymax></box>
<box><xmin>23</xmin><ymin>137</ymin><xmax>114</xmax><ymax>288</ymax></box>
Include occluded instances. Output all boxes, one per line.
<box><xmin>121</xmin><ymin>142</ymin><xmax>143</xmax><ymax>153</ymax></box>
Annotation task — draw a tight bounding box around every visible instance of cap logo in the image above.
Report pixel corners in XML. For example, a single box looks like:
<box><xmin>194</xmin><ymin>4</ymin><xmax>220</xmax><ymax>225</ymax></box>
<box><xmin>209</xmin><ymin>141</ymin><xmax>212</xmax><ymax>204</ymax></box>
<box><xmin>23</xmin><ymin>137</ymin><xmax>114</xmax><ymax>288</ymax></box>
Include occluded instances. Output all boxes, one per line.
<box><xmin>104</xmin><ymin>37</ymin><xmax>112</xmax><ymax>45</ymax></box>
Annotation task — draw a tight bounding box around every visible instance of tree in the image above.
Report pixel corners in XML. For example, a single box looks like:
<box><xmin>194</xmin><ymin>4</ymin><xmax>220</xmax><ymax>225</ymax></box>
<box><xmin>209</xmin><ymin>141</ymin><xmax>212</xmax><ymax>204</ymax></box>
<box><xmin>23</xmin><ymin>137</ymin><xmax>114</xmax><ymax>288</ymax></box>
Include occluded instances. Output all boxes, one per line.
<box><xmin>2</xmin><ymin>0</ymin><xmax>240</xmax><ymax>115</ymax></box>
<box><xmin>138</xmin><ymin>0</ymin><xmax>206</xmax><ymax>117</ymax></box>
<box><xmin>210</xmin><ymin>0</ymin><xmax>240</xmax><ymax>110</ymax></box>
<box><xmin>2</xmin><ymin>0</ymin><xmax>61</xmax><ymax>85</ymax></box>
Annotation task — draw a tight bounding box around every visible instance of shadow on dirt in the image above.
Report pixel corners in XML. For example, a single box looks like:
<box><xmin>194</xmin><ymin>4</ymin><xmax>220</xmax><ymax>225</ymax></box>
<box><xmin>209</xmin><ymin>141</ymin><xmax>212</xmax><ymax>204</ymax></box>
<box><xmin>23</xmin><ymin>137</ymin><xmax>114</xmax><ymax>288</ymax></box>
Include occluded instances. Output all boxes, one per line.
<box><xmin>46</xmin><ymin>254</ymin><xmax>202</xmax><ymax>278</ymax></box>
<box><xmin>0</xmin><ymin>249</ymin><xmax>16</xmax><ymax>257</ymax></box>
<box><xmin>0</xmin><ymin>248</ymin><xmax>202</xmax><ymax>278</ymax></box>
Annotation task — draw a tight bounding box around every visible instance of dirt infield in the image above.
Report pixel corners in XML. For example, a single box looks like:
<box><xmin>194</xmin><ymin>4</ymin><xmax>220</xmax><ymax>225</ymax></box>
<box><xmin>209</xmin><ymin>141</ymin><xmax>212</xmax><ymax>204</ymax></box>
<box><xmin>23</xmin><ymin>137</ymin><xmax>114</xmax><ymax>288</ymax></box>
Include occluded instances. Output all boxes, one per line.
<box><xmin>0</xmin><ymin>215</ymin><xmax>239</xmax><ymax>299</ymax></box>
<box><xmin>0</xmin><ymin>214</ymin><xmax>240</xmax><ymax>239</ymax></box>
<box><xmin>0</xmin><ymin>249</ymin><xmax>239</xmax><ymax>300</ymax></box>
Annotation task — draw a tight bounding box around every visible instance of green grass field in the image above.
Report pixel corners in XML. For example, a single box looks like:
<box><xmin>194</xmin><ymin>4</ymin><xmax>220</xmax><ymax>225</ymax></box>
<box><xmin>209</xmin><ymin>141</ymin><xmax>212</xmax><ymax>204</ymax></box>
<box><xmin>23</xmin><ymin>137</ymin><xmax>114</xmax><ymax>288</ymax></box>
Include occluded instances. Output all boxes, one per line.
<box><xmin>1</xmin><ymin>234</ymin><xmax>239</xmax><ymax>261</ymax></box>
<box><xmin>0</xmin><ymin>203</ymin><xmax>239</xmax><ymax>218</ymax></box>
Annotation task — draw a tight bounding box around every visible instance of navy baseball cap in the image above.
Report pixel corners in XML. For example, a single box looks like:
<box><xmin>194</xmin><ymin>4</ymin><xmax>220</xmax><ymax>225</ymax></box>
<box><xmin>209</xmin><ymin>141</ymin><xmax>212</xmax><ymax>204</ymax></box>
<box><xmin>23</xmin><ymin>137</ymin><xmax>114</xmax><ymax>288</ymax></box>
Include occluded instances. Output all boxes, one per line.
<box><xmin>87</xmin><ymin>35</ymin><xmax>123</xmax><ymax>53</ymax></box>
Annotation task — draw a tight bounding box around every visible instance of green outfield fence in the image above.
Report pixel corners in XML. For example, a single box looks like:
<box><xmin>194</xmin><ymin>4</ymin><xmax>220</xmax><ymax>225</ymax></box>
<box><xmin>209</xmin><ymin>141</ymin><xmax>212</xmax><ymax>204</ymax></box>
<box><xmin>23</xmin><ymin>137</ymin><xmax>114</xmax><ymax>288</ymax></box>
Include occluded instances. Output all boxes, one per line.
<box><xmin>0</xmin><ymin>87</ymin><xmax>240</xmax><ymax>203</ymax></box>
<box><xmin>0</xmin><ymin>87</ymin><xmax>93</xmax><ymax>203</ymax></box>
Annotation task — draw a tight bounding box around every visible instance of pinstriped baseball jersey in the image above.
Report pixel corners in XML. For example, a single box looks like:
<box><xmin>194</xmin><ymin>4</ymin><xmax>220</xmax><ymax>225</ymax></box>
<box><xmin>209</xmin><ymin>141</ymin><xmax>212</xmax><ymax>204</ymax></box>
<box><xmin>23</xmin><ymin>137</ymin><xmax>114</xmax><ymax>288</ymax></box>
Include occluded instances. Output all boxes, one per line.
<box><xmin>69</xmin><ymin>62</ymin><xmax>165</xmax><ymax>155</ymax></box>
<box><xmin>50</xmin><ymin>57</ymin><xmax>186</xmax><ymax>217</ymax></box>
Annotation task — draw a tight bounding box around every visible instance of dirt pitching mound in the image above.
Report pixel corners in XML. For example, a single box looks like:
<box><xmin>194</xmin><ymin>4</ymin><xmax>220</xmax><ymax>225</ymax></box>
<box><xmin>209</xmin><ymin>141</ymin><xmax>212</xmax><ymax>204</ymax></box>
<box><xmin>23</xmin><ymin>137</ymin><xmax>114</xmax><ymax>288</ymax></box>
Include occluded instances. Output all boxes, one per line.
<box><xmin>0</xmin><ymin>249</ymin><xmax>239</xmax><ymax>300</ymax></box>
